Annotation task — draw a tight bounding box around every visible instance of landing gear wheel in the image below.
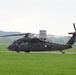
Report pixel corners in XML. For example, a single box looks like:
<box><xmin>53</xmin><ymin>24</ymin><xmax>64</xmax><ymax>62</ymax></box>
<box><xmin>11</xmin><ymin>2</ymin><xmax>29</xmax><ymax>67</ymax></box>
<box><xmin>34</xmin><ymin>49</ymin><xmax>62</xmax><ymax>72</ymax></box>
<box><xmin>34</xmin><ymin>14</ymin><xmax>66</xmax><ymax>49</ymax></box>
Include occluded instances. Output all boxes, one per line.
<box><xmin>16</xmin><ymin>50</ymin><xmax>20</xmax><ymax>53</ymax></box>
<box><xmin>24</xmin><ymin>51</ymin><xmax>30</xmax><ymax>53</ymax></box>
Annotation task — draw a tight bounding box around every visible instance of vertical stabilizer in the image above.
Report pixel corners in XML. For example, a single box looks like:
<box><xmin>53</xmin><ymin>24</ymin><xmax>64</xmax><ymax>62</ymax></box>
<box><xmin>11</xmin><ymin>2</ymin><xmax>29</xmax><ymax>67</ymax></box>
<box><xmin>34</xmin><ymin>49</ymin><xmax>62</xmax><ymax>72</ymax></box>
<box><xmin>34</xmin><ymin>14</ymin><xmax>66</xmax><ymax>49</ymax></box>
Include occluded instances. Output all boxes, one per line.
<box><xmin>67</xmin><ymin>35</ymin><xmax>76</xmax><ymax>45</ymax></box>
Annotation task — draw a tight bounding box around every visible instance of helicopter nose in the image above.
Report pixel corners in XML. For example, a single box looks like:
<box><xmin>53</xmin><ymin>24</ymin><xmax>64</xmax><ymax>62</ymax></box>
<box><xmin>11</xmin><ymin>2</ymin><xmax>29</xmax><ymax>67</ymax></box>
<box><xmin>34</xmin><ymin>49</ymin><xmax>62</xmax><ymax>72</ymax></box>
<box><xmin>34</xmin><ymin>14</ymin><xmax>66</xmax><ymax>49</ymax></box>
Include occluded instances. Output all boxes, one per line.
<box><xmin>7</xmin><ymin>45</ymin><xmax>13</xmax><ymax>51</ymax></box>
<box><xmin>7</xmin><ymin>46</ymin><xmax>11</xmax><ymax>50</ymax></box>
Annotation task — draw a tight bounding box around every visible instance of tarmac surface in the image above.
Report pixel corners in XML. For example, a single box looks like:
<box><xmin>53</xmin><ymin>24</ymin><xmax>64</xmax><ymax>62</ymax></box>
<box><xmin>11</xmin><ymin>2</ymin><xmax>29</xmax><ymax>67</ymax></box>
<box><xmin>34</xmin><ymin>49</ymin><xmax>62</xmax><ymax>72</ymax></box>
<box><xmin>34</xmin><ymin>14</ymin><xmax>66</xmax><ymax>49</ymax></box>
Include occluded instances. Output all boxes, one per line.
<box><xmin>0</xmin><ymin>51</ymin><xmax>76</xmax><ymax>54</ymax></box>
<box><xmin>31</xmin><ymin>52</ymin><xmax>76</xmax><ymax>54</ymax></box>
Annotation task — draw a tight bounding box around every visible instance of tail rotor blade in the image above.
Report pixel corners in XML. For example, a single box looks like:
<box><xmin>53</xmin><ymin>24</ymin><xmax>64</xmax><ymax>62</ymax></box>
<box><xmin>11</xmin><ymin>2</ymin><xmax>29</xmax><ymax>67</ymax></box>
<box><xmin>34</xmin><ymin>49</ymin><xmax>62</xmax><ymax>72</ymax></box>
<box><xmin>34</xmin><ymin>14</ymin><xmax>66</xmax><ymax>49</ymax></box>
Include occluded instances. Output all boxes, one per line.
<box><xmin>68</xmin><ymin>32</ymin><xmax>74</xmax><ymax>34</ymax></box>
<box><xmin>73</xmin><ymin>23</ymin><xmax>76</xmax><ymax>31</ymax></box>
<box><xmin>68</xmin><ymin>23</ymin><xmax>76</xmax><ymax>35</ymax></box>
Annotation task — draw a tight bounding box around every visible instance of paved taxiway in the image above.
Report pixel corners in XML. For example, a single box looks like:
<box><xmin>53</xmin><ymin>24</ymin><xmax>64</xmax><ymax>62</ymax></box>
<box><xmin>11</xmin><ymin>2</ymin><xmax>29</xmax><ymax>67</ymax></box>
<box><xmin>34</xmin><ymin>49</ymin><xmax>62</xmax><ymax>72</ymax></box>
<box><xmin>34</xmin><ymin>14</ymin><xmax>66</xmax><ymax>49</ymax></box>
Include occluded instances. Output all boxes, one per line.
<box><xmin>0</xmin><ymin>51</ymin><xmax>76</xmax><ymax>54</ymax></box>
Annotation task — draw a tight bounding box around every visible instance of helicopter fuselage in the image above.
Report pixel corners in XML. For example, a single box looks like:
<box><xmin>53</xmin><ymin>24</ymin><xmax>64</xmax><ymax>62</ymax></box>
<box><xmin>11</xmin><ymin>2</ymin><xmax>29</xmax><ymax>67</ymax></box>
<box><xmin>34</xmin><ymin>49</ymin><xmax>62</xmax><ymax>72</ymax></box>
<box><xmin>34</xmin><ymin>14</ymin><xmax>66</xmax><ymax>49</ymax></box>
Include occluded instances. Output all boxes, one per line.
<box><xmin>7</xmin><ymin>38</ymin><xmax>72</xmax><ymax>53</ymax></box>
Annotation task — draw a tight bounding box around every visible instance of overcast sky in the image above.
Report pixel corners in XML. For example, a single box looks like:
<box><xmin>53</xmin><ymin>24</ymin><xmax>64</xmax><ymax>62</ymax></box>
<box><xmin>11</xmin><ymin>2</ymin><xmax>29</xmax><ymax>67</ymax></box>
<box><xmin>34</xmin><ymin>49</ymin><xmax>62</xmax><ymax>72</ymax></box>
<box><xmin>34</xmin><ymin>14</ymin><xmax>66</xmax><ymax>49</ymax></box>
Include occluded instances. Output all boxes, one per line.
<box><xmin>0</xmin><ymin>0</ymin><xmax>76</xmax><ymax>35</ymax></box>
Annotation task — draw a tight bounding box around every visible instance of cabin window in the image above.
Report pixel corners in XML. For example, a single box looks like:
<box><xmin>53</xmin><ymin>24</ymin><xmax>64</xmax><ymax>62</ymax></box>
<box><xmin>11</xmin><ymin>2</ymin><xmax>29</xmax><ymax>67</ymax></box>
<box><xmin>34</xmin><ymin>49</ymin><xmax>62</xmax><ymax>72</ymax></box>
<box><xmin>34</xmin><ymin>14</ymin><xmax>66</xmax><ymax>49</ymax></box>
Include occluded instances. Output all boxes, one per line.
<box><xmin>20</xmin><ymin>42</ymin><xmax>28</xmax><ymax>47</ymax></box>
<box><xmin>19</xmin><ymin>42</ymin><xmax>28</xmax><ymax>50</ymax></box>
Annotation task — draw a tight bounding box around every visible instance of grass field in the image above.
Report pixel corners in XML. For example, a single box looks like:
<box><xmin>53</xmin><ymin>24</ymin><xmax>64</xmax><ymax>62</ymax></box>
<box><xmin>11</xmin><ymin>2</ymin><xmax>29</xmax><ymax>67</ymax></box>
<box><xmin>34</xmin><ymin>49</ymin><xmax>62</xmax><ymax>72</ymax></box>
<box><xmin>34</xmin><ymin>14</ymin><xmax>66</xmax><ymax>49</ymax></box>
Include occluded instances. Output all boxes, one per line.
<box><xmin>0</xmin><ymin>45</ymin><xmax>76</xmax><ymax>75</ymax></box>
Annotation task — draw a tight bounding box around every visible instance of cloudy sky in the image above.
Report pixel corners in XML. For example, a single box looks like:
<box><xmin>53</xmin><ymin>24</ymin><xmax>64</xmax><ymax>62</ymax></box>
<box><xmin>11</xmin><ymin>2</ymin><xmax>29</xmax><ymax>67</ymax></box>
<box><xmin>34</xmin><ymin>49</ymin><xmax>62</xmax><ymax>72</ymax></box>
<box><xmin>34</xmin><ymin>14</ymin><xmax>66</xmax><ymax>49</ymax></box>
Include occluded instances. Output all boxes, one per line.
<box><xmin>0</xmin><ymin>0</ymin><xmax>76</xmax><ymax>35</ymax></box>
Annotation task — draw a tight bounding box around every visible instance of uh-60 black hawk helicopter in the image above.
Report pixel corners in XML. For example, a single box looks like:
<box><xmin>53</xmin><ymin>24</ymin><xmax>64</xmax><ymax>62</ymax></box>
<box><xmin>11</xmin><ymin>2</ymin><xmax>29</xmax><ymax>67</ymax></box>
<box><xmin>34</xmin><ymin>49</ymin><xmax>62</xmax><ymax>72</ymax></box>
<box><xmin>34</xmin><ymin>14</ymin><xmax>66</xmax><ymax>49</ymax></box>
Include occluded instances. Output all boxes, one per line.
<box><xmin>0</xmin><ymin>23</ymin><xmax>76</xmax><ymax>54</ymax></box>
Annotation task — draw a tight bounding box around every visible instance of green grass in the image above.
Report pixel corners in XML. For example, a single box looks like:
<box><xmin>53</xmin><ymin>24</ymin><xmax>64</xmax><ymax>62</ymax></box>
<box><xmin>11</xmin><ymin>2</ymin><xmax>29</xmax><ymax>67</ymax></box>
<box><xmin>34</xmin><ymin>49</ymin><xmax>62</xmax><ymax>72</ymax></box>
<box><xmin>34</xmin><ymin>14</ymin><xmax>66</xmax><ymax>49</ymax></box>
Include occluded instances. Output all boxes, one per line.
<box><xmin>0</xmin><ymin>45</ymin><xmax>76</xmax><ymax>75</ymax></box>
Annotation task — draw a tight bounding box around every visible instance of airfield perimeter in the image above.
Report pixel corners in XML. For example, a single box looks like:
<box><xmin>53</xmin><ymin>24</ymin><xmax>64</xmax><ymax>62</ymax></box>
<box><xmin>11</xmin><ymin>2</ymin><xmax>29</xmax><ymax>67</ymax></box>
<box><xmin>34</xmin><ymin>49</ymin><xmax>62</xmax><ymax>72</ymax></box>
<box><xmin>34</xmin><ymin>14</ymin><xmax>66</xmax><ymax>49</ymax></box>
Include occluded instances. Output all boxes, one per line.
<box><xmin>0</xmin><ymin>45</ymin><xmax>76</xmax><ymax>75</ymax></box>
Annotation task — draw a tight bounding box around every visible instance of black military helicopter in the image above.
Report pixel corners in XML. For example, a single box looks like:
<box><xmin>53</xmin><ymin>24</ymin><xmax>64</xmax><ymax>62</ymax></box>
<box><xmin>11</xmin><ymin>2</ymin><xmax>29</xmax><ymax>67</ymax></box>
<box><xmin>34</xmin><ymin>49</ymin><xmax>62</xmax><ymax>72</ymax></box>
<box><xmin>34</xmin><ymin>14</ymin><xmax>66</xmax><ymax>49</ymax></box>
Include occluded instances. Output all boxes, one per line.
<box><xmin>0</xmin><ymin>23</ymin><xmax>76</xmax><ymax>54</ymax></box>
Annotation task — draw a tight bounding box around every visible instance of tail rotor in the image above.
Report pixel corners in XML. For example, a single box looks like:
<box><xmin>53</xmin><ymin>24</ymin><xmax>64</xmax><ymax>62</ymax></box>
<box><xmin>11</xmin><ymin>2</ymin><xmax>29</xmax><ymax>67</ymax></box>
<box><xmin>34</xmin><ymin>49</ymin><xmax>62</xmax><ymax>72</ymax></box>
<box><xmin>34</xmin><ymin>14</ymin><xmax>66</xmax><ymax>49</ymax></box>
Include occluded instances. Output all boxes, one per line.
<box><xmin>67</xmin><ymin>23</ymin><xmax>76</xmax><ymax>45</ymax></box>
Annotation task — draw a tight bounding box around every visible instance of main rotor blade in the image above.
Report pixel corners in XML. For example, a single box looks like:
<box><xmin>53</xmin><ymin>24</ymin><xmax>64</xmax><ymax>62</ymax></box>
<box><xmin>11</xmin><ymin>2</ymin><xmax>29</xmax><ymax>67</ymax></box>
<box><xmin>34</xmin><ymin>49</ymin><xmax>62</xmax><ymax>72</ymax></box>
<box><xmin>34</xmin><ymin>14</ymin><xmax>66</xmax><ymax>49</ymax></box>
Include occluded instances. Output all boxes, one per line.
<box><xmin>0</xmin><ymin>33</ymin><xmax>27</xmax><ymax>37</ymax></box>
<box><xmin>73</xmin><ymin>23</ymin><xmax>76</xmax><ymax>31</ymax></box>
